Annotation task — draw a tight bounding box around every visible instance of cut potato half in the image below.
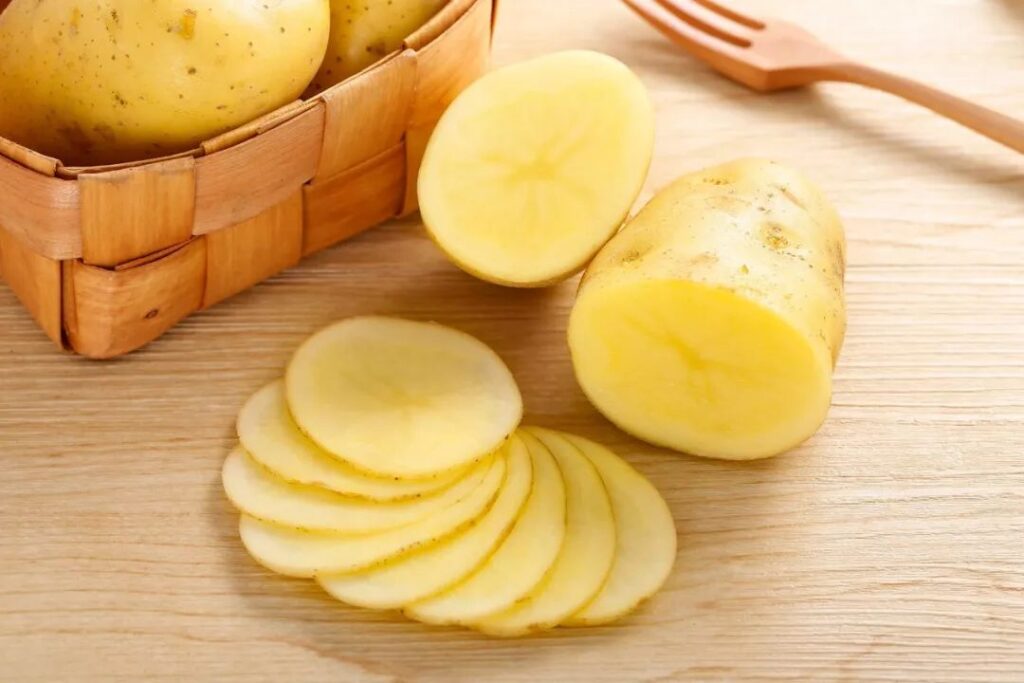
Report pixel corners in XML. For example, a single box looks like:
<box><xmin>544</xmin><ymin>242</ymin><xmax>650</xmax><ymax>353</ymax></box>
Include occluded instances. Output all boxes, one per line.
<box><xmin>562</xmin><ymin>435</ymin><xmax>676</xmax><ymax>626</ymax></box>
<box><xmin>474</xmin><ymin>428</ymin><xmax>615</xmax><ymax>636</ymax></box>
<box><xmin>222</xmin><ymin>447</ymin><xmax>497</xmax><ymax>533</ymax></box>
<box><xmin>238</xmin><ymin>451</ymin><xmax>507</xmax><ymax>577</ymax></box>
<box><xmin>238</xmin><ymin>381</ymin><xmax>464</xmax><ymax>500</ymax></box>
<box><xmin>418</xmin><ymin>50</ymin><xmax>655</xmax><ymax>286</ymax></box>
<box><xmin>405</xmin><ymin>431</ymin><xmax>566</xmax><ymax>625</ymax></box>
<box><xmin>286</xmin><ymin>317</ymin><xmax>522</xmax><ymax>478</ymax></box>
<box><xmin>317</xmin><ymin>433</ymin><xmax>533</xmax><ymax>609</ymax></box>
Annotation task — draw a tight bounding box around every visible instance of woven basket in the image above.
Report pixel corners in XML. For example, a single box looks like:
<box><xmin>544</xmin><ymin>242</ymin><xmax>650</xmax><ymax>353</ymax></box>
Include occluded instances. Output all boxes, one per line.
<box><xmin>0</xmin><ymin>0</ymin><xmax>497</xmax><ymax>358</ymax></box>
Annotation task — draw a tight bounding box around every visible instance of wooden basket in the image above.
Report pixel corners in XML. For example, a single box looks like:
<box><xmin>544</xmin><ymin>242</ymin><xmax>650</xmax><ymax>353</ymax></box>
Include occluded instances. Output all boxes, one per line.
<box><xmin>0</xmin><ymin>0</ymin><xmax>497</xmax><ymax>358</ymax></box>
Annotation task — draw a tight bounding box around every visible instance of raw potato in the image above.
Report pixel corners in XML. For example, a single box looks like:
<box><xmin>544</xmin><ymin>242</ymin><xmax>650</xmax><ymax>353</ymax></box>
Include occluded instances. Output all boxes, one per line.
<box><xmin>318</xmin><ymin>434</ymin><xmax>533</xmax><ymax>608</ymax></box>
<box><xmin>0</xmin><ymin>0</ymin><xmax>329</xmax><ymax>165</ymax></box>
<box><xmin>569</xmin><ymin>159</ymin><xmax>846</xmax><ymax>460</ymax></box>
<box><xmin>238</xmin><ymin>448</ymin><xmax>507</xmax><ymax>577</ymax></box>
<box><xmin>238</xmin><ymin>380</ymin><xmax>464</xmax><ymax>500</ymax></box>
<box><xmin>562</xmin><ymin>435</ymin><xmax>676</xmax><ymax>626</ymax></box>
<box><xmin>418</xmin><ymin>50</ymin><xmax>655</xmax><ymax>286</ymax></box>
<box><xmin>222</xmin><ymin>448</ymin><xmax>497</xmax><ymax>533</ymax></box>
<box><xmin>286</xmin><ymin>317</ymin><xmax>522</xmax><ymax>478</ymax></box>
<box><xmin>404</xmin><ymin>431</ymin><xmax>566</xmax><ymax>625</ymax></box>
<box><xmin>474</xmin><ymin>428</ymin><xmax>615</xmax><ymax>637</ymax></box>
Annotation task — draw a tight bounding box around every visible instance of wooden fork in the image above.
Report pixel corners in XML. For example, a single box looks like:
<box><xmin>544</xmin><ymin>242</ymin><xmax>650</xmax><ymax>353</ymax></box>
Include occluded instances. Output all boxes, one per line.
<box><xmin>622</xmin><ymin>0</ymin><xmax>1024</xmax><ymax>153</ymax></box>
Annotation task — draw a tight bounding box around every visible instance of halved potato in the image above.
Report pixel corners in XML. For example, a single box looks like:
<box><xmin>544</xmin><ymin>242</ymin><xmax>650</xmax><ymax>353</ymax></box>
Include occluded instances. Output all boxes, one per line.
<box><xmin>238</xmin><ymin>450</ymin><xmax>508</xmax><ymax>577</ymax></box>
<box><xmin>239</xmin><ymin>381</ymin><xmax>465</xmax><ymax>500</ymax></box>
<box><xmin>317</xmin><ymin>434</ymin><xmax>533</xmax><ymax>609</ymax></box>
<box><xmin>474</xmin><ymin>428</ymin><xmax>615</xmax><ymax>636</ymax></box>
<box><xmin>404</xmin><ymin>432</ymin><xmax>566</xmax><ymax>625</ymax></box>
<box><xmin>418</xmin><ymin>50</ymin><xmax>655</xmax><ymax>286</ymax></box>
<box><xmin>222</xmin><ymin>447</ymin><xmax>496</xmax><ymax>533</ymax></box>
<box><xmin>286</xmin><ymin>317</ymin><xmax>522</xmax><ymax>478</ymax></box>
<box><xmin>562</xmin><ymin>435</ymin><xmax>676</xmax><ymax>626</ymax></box>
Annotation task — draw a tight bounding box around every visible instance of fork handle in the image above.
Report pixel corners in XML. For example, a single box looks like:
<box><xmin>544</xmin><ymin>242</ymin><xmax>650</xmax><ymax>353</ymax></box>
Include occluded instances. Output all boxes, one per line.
<box><xmin>820</xmin><ymin>62</ymin><xmax>1024</xmax><ymax>154</ymax></box>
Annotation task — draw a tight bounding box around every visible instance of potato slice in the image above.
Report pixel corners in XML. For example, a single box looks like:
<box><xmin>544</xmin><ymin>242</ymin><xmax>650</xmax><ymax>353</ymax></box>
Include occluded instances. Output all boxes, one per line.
<box><xmin>286</xmin><ymin>317</ymin><xmax>522</xmax><ymax>478</ymax></box>
<box><xmin>473</xmin><ymin>428</ymin><xmax>616</xmax><ymax>636</ymax></box>
<box><xmin>418</xmin><ymin>50</ymin><xmax>655</xmax><ymax>286</ymax></box>
<box><xmin>562</xmin><ymin>435</ymin><xmax>676</xmax><ymax>626</ymax></box>
<box><xmin>317</xmin><ymin>434</ymin><xmax>533</xmax><ymax>609</ymax></box>
<box><xmin>222</xmin><ymin>447</ymin><xmax>496</xmax><ymax>533</ymax></box>
<box><xmin>404</xmin><ymin>432</ymin><xmax>566</xmax><ymax>625</ymax></box>
<box><xmin>238</xmin><ymin>380</ymin><xmax>463</xmax><ymax>500</ymax></box>
<box><xmin>238</xmin><ymin>452</ymin><xmax>507</xmax><ymax>578</ymax></box>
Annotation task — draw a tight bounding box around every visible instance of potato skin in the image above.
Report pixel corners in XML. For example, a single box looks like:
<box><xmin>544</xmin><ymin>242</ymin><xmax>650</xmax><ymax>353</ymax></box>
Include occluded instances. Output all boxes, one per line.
<box><xmin>0</xmin><ymin>0</ymin><xmax>329</xmax><ymax>165</ymax></box>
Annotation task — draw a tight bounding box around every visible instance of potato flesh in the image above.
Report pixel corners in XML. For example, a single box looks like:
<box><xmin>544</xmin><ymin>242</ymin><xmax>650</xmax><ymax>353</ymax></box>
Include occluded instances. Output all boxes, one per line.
<box><xmin>317</xmin><ymin>434</ymin><xmax>533</xmax><ymax>608</ymax></box>
<box><xmin>418</xmin><ymin>50</ymin><xmax>655</xmax><ymax>286</ymax></box>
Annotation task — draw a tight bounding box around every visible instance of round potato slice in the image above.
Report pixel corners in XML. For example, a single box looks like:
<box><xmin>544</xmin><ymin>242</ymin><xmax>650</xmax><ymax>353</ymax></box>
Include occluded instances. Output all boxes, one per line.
<box><xmin>473</xmin><ymin>428</ymin><xmax>615</xmax><ymax>636</ymax></box>
<box><xmin>317</xmin><ymin>434</ymin><xmax>533</xmax><ymax>609</ymax></box>
<box><xmin>222</xmin><ymin>447</ymin><xmax>496</xmax><ymax>533</ymax></box>
<box><xmin>404</xmin><ymin>431</ymin><xmax>566</xmax><ymax>625</ymax></box>
<box><xmin>238</xmin><ymin>452</ymin><xmax>507</xmax><ymax>577</ymax></box>
<box><xmin>286</xmin><ymin>317</ymin><xmax>522</xmax><ymax>478</ymax></box>
<box><xmin>562</xmin><ymin>435</ymin><xmax>676</xmax><ymax>626</ymax></box>
<box><xmin>238</xmin><ymin>380</ymin><xmax>464</xmax><ymax>500</ymax></box>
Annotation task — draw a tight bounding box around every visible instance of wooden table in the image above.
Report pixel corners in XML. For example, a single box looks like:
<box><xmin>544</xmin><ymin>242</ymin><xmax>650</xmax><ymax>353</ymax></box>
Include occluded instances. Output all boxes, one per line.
<box><xmin>2</xmin><ymin>1</ymin><xmax>1022</xmax><ymax>680</ymax></box>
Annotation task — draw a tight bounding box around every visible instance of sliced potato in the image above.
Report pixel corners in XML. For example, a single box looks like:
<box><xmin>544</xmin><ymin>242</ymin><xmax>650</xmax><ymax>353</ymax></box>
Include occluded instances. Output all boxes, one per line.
<box><xmin>562</xmin><ymin>435</ymin><xmax>676</xmax><ymax>626</ymax></box>
<box><xmin>238</xmin><ymin>380</ymin><xmax>463</xmax><ymax>500</ymax></box>
<box><xmin>404</xmin><ymin>431</ymin><xmax>566</xmax><ymax>625</ymax></box>
<box><xmin>238</xmin><ymin>451</ymin><xmax>508</xmax><ymax>577</ymax></box>
<box><xmin>222</xmin><ymin>447</ymin><xmax>496</xmax><ymax>533</ymax></box>
<box><xmin>317</xmin><ymin>434</ymin><xmax>533</xmax><ymax>609</ymax></box>
<box><xmin>286</xmin><ymin>317</ymin><xmax>522</xmax><ymax>478</ymax></box>
<box><xmin>473</xmin><ymin>428</ymin><xmax>615</xmax><ymax>636</ymax></box>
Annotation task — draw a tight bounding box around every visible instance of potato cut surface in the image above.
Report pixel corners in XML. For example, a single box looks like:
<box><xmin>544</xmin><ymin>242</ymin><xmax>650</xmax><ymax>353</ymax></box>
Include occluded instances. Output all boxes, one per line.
<box><xmin>237</xmin><ymin>450</ymin><xmax>507</xmax><ymax>577</ymax></box>
<box><xmin>286</xmin><ymin>317</ymin><xmax>521</xmax><ymax>478</ymax></box>
<box><xmin>404</xmin><ymin>432</ymin><xmax>566</xmax><ymax>624</ymax></box>
<box><xmin>418</xmin><ymin>50</ymin><xmax>654</xmax><ymax>286</ymax></box>
<box><xmin>222</xmin><ymin>447</ymin><xmax>496</xmax><ymax>533</ymax></box>
<box><xmin>474</xmin><ymin>428</ymin><xmax>615</xmax><ymax>636</ymax></box>
<box><xmin>318</xmin><ymin>434</ymin><xmax>533</xmax><ymax>608</ymax></box>
<box><xmin>562</xmin><ymin>435</ymin><xmax>676</xmax><ymax>626</ymax></box>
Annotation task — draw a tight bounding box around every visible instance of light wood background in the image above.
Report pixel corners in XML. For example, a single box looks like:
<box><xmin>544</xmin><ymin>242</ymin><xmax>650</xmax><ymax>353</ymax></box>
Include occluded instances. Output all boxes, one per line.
<box><xmin>2</xmin><ymin>0</ymin><xmax>1023</xmax><ymax>681</ymax></box>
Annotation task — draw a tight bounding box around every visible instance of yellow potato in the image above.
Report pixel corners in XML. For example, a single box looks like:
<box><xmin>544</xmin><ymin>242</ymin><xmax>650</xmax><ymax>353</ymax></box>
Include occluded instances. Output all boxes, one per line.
<box><xmin>569</xmin><ymin>159</ymin><xmax>846</xmax><ymax>460</ymax></box>
<box><xmin>286</xmin><ymin>317</ymin><xmax>522</xmax><ymax>478</ymax></box>
<box><xmin>317</xmin><ymin>433</ymin><xmax>532</xmax><ymax>609</ymax></box>
<box><xmin>418</xmin><ymin>50</ymin><xmax>655</xmax><ymax>286</ymax></box>
<box><xmin>404</xmin><ymin>431</ymin><xmax>566</xmax><ymax>625</ymax></box>
<box><xmin>0</xmin><ymin>0</ymin><xmax>329</xmax><ymax>165</ymax></box>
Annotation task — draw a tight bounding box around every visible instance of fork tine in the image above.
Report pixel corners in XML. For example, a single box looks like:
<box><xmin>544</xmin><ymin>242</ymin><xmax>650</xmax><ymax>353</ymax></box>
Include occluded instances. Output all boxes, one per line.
<box><xmin>622</xmin><ymin>0</ymin><xmax>747</xmax><ymax>58</ymax></box>
<box><xmin>653</xmin><ymin>0</ymin><xmax>752</xmax><ymax>47</ymax></box>
<box><xmin>693</xmin><ymin>0</ymin><xmax>767</xmax><ymax>30</ymax></box>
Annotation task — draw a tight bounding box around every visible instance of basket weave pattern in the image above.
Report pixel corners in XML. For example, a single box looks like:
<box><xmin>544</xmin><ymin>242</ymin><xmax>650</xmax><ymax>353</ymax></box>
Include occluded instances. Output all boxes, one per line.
<box><xmin>0</xmin><ymin>0</ymin><xmax>495</xmax><ymax>358</ymax></box>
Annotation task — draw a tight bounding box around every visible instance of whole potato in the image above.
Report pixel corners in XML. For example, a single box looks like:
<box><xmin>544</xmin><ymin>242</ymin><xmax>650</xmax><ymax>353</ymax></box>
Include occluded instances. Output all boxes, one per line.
<box><xmin>0</xmin><ymin>0</ymin><xmax>330</xmax><ymax>165</ymax></box>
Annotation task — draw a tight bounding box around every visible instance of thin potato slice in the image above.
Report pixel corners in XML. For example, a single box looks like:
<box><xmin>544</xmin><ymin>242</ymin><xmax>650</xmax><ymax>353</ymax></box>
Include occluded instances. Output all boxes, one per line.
<box><xmin>238</xmin><ymin>452</ymin><xmax>507</xmax><ymax>577</ymax></box>
<box><xmin>562</xmin><ymin>435</ymin><xmax>676</xmax><ymax>626</ymax></box>
<box><xmin>317</xmin><ymin>434</ymin><xmax>533</xmax><ymax>609</ymax></box>
<box><xmin>473</xmin><ymin>428</ymin><xmax>615</xmax><ymax>636</ymax></box>
<box><xmin>404</xmin><ymin>431</ymin><xmax>566</xmax><ymax>625</ymax></box>
<box><xmin>222</xmin><ymin>447</ymin><xmax>496</xmax><ymax>533</ymax></box>
<box><xmin>238</xmin><ymin>380</ymin><xmax>463</xmax><ymax>500</ymax></box>
<box><xmin>286</xmin><ymin>317</ymin><xmax>522</xmax><ymax>478</ymax></box>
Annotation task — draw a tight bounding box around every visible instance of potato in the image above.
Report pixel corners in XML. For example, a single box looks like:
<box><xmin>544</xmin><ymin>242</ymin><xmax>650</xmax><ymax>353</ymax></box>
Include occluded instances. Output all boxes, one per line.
<box><xmin>237</xmin><ymin>448</ymin><xmax>507</xmax><ymax>577</ymax></box>
<box><xmin>562</xmin><ymin>435</ymin><xmax>676</xmax><ymax>626</ymax></box>
<box><xmin>418</xmin><ymin>50</ymin><xmax>655</xmax><ymax>287</ymax></box>
<box><xmin>404</xmin><ymin>431</ymin><xmax>566</xmax><ymax>625</ymax></box>
<box><xmin>310</xmin><ymin>0</ymin><xmax>446</xmax><ymax>91</ymax></box>
<box><xmin>317</xmin><ymin>433</ymin><xmax>533</xmax><ymax>609</ymax></box>
<box><xmin>221</xmin><ymin>447</ymin><xmax>498</xmax><ymax>533</ymax></box>
<box><xmin>0</xmin><ymin>0</ymin><xmax>329</xmax><ymax>165</ymax></box>
<box><xmin>568</xmin><ymin>159</ymin><xmax>846</xmax><ymax>460</ymax></box>
<box><xmin>286</xmin><ymin>317</ymin><xmax>521</xmax><ymax>478</ymax></box>
<box><xmin>238</xmin><ymin>380</ymin><xmax>464</xmax><ymax>500</ymax></box>
<box><xmin>473</xmin><ymin>428</ymin><xmax>615</xmax><ymax>637</ymax></box>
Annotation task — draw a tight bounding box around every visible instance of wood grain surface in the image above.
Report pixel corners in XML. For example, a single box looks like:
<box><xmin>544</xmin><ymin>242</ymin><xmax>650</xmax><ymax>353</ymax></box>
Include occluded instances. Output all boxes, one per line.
<box><xmin>1</xmin><ymin>0</ymin><xmax>1022</xmax><ymax>680</ymax></box>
